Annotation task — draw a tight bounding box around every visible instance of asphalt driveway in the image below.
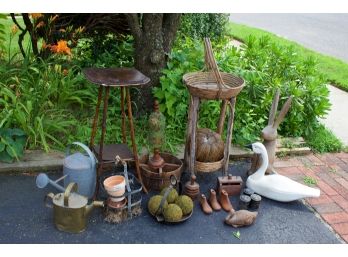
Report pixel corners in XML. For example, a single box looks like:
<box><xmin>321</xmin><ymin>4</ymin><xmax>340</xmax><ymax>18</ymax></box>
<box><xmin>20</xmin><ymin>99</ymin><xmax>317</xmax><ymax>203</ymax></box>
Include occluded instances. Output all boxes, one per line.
<box><xmin>0</xmin><ymin>161</ymin><xmax>341</xmax><ymax>243</ymax></box>
<box><xmin>229</xmin><ymin>14</ymin><xmax>348</xmax><ymax>62</ymax></box>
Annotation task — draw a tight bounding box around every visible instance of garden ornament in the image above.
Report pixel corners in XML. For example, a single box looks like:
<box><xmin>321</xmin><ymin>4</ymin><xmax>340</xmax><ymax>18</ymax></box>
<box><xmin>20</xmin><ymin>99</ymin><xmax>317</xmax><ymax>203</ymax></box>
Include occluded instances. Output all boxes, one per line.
<box><xmin>44</xmin><ymin>182</ymin><xmax>104</xmax><ymax>233</ymax></box>
<box><xmin>217</xmin><ymin>174</ymin><xmax>243</xmax><ymax>196</ymax></box>
<box><xmin>209</xmin><ymin>189</ymin><xmax>221</xmax><ymax>211</ymax></box>
<box><xmin>63</xmin><ymin>142</ymin><xmax>97</xmax><ymax>199</ymax></box>
<box><xmin>220</xmin><ymin>189</ymin><xmax>233</xmax><ymax>212</ymax></box>
<box><xmin>250</xmin><ymin>89</ymin><xmax>292</xmax><ymax>175</ymax></box>
<box><xmin>246</xmin><ymin>142</ymin><xmax>320</xmax><ymax>202</ymax></box>
<box><xmin>184</xmin><ymin>175</ymin><xmax>200</xmax><ymax>199</ymax></box>
<box><xmin>225</xmin><ymin>209</ymin><xmax>258</xmax><ymax>228</ymax></box>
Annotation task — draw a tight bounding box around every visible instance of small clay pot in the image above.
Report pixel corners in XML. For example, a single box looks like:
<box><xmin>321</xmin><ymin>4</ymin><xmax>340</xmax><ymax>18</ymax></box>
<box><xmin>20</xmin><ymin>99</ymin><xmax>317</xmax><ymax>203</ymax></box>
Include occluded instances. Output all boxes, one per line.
<box><xmin>239</xmin><ymin>194</ymin><xmax>251</xmax><ymax>210</ymax></box>
<box><xmin>249</xmin><ymin>194</ymin><xmax>262</xmax><ymax>210</ymax></box>
<box><xmin>104</xmin><ymin>175</ymin><xmax>126</xmax><ymax>201</ymax></box>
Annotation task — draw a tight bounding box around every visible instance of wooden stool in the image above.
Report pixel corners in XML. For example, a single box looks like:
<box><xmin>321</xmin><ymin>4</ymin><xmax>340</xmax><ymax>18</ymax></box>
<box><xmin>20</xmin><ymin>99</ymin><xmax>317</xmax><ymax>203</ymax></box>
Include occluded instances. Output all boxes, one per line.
<box><xmin>83</xmin><ymin>67</ymin><xmax>150</xmax><ymax>195</ymax></box>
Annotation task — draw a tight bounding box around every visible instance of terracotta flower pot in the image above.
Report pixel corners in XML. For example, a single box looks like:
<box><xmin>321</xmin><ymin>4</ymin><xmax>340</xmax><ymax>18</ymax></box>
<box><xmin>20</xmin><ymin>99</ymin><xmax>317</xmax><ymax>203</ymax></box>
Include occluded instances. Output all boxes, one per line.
<box><xmin>103</xmin><ymin>175</ymin><xmax>126</xmax><ymax>202</ymax></box>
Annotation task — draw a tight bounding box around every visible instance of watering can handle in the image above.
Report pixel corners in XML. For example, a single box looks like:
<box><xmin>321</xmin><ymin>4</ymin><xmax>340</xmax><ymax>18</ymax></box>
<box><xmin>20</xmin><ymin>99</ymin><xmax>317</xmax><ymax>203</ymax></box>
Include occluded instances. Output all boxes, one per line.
<box><xmin>66</xmin><ymin>142</ymin><xmax>97</xmax><ymax>170</ymax></box>
<box><xmin>64</xmin><ymin>182</ymin><xmax>78</xmax><ymax>207</ymax></box>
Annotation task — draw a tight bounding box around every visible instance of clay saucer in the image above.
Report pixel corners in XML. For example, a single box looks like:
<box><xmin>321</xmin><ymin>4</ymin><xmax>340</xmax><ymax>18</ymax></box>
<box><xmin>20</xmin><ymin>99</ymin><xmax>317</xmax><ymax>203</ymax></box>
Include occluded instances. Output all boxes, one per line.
<box><xmin>107</xmin><ymin>197</ymin><xmax>127</xmax><ymax>209</ymax></box>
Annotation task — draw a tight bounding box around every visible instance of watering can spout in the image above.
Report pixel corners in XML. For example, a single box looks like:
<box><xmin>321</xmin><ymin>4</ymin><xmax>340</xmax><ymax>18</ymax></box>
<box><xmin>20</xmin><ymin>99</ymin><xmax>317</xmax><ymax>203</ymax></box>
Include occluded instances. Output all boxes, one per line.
<box><xmin>86</xmin><ymin>200</ymin><xmax>104</xmax><ymax>216</ymax></box>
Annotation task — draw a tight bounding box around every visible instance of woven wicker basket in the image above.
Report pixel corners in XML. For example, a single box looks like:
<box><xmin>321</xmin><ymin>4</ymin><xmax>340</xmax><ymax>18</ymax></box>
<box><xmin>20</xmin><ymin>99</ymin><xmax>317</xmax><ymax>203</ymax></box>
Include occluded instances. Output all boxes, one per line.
<box><xmin>183</xmin><ymin>38</ymin><xmax>245</xmax><ymax>100</ymax></box>
<box><xmin>195</xmin><ymin>158</ymin><xmax>224</xmax><ymax>173</ymax></box>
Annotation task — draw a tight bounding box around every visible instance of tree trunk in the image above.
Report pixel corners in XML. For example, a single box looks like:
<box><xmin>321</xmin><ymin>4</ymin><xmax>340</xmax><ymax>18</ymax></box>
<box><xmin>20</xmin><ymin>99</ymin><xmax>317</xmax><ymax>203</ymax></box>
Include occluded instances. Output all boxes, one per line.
<box><xmin>126</xmin><ymin>13</ymin><xmax>181</xmax><ymax>114</ymax></box>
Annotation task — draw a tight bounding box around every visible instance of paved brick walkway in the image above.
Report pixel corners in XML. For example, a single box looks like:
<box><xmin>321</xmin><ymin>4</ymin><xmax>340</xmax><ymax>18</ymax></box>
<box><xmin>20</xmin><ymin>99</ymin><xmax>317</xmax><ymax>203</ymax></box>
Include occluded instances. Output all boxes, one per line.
<box><xmin>274</xmin><ymin>152</ymin><xmax>348</xmax><ymax>243</ymax></box>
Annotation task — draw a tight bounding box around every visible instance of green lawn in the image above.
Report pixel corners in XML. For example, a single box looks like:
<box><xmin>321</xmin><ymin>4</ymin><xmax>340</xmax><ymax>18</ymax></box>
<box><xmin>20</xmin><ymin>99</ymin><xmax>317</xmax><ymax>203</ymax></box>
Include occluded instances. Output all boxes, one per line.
<box><xmin>227</xmin><ymin>22</ymin><xmax>348</xmax><ymax>92</ymax></box>
<box><xmin>0</xmin><ymin>15</ymin><xmax>31</xmax><ymax>61</ymax></box>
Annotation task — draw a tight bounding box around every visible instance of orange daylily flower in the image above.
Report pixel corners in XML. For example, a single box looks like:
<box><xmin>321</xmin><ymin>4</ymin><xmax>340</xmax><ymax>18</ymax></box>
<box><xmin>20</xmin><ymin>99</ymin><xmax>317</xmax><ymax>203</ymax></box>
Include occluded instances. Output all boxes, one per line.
<box><xmin>31</xmin><ymin>13</ymin><xmax>43</xmax><ymax>19</ymax></box>
<box><xmin>50</xmin><ymin>40</ymin><xmax>71</xmax><ymax>55</ymax></box>
<box><xmin>11</xmin><ymin>25</ymin><xmax>18</xmax><ymax>35</ymax></box>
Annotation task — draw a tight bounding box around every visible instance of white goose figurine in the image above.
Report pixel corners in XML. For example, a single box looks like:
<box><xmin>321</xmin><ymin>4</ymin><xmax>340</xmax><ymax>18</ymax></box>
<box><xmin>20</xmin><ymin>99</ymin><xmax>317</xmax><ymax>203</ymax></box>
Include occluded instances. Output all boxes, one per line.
<box><xmin>246</xmin><ymin>142</ymin><xmax>320</xmax><ymax>202</ymax></box>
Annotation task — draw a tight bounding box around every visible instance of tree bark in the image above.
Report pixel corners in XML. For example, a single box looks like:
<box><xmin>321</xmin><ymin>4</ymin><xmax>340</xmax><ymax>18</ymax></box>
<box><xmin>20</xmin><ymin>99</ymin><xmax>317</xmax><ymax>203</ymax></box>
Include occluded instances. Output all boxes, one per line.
<box><xmin>126</xmin><ymin>13</ymin><xmax>181</xmax><ymax>114</ymax></box>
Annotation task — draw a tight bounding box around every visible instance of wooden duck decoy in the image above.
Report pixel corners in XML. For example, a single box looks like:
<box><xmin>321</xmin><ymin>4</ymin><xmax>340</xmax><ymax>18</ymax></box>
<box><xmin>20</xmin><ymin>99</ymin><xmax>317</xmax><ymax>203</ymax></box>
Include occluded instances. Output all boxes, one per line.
<box><xmin>224</xmin><ymin>209</ymin><xmax>258</xmax><ymax>228</ymax></box>
<box><xmin>246</xmin><ymin>142</ymin><xmax>320</xmax><ymax>202</ymax></box>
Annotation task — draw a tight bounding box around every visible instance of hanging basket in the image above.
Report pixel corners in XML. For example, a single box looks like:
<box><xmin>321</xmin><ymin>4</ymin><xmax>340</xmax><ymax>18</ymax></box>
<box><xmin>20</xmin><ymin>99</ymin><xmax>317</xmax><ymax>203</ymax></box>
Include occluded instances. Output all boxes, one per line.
<box><xmin>183</xmin><ymin>38</ymin><xmax>245</xmax><ymax>100</ymax></box>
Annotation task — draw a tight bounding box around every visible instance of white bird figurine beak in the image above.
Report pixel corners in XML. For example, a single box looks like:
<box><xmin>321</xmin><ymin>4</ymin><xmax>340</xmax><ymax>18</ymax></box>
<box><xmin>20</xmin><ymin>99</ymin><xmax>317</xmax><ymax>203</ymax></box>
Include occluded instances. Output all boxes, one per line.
<box><xmin>246</xmin><ymin>142</ymin><xmax>320</xmax><ymax>202</ymax></box>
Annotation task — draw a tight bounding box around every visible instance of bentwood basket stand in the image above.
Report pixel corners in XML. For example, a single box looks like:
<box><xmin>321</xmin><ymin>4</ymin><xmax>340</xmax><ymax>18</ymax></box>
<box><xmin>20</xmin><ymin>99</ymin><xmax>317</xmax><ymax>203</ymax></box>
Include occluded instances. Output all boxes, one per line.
<box><xmin>183</xmin><ymin>38</ymin><xmax>245</xmax><ymax>175</ymax></box>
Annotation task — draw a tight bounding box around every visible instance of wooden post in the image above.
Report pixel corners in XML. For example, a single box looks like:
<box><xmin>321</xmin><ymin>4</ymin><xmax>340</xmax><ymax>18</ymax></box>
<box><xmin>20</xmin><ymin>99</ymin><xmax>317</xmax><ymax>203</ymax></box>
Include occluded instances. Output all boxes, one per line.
<box><xmin>120</xmin><ymin>87</ymin><xmax>127</xmax><ymax>144</ymax></box>
<box><xmin>217</xmin><ymin>100</ymin><xmax>227</xmax><ymax>135</ymax></box>
<box><xmin>222</xmin><ymin>97</ymin><xmax>236</xmax><ymax>176</ymax></box>
<box><xmin>184</xmin><ymin>96</ymin><xmax>193</xmax><ymax>169</ymax></box>
<box><xmin>126</xmin><ymin>88</ymin><xmax>148</xmax><ymax>193</ymax></box>
<box><xmin>89</xmin><ymin>86</ymin><xmax>103</xmax><ymax>148</ymax></box>
<box><xmin>97</xmin><ymin>86</ymin><xmax>110</xmax><ymax>176</ymax></box>
<box><xmin>189</xmin><ymin>96</ymin><xmax>200</xmax><ymax>176</ymax></box>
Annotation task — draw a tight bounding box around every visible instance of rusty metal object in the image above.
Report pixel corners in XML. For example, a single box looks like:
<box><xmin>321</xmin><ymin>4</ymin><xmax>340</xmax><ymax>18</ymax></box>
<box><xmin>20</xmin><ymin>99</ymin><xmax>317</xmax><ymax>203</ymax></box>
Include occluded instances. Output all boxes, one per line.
<box><xmin>225</xmin><ymin>209</ymin><xmax>258</xmax><ymax>228</ymax></box>
<box><xmin>83</xmin><ymin>67</ymin><xmax>150</xmax><ymax>86</ymax></box>
<box><xmin>184</xmin><ymin>175</ymin><xmax>200</xmax><ymax>200</ymax></box>
<box><xmin>217</xmin><ymin>174</ymin><xmax>243</xmax><ymax>196</ymax></box>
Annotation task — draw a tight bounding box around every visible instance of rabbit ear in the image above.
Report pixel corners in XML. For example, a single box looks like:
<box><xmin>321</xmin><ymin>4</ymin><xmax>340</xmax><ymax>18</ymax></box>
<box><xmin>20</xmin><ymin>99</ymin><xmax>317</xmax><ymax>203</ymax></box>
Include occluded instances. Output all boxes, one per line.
<box><xmin>273</xmin><ymin>96</ymin><xmax>292</xmax><ymax>128</ymax></box>
<box><xmin>268</xmin><ymin>89</ymin><xmax>280</xmax><ymax>126</ymax></box>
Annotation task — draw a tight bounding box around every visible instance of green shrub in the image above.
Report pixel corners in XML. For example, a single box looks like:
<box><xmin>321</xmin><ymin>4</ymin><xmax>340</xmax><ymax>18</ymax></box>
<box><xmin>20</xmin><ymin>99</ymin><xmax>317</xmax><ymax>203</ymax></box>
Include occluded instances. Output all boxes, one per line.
<box><xmin>179</xmin><ymin>14</ymin><xmax>229</xmax><ymax>41</ymax></box>
<box><xmin>0</xmin><ymin>14</ymin><xmax>6</xmax><ymax>58</ymax></box>
<box><xmin>305</xmin><ymin>123</ymin><xmax>343</xmax><ymax>153</ymax></box>
<box><xmin>155</xmin><ymin>35</ymin><xmax>331</xmax><ymax>146</ymax></box>
<box><xmin>72</xmin><ymin>34</ymin><xmax>134</xmax><ymax>68</ymax></box>
<box><xmin>0</xmin><ymin>128</ymin><xmax>27</xmax><ymax>163</ymax></box>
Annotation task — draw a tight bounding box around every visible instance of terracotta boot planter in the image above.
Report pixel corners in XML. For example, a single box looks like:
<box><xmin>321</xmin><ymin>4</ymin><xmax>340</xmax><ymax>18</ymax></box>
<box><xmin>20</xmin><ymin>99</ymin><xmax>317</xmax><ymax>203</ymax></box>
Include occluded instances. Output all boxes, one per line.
<box><xmin>220</xmin><ymin>189</ymin><xmax>233</xmax><ymax>212</ymax></box>
<box><xmin>209</xmin><ymin>189</ymin><xmax>221</xmax><ymax>211</ymax></box>
<box><xmin>200</xmin><ymin>194</ymin><xmax>213</xmax><ymax>214</ymax></box>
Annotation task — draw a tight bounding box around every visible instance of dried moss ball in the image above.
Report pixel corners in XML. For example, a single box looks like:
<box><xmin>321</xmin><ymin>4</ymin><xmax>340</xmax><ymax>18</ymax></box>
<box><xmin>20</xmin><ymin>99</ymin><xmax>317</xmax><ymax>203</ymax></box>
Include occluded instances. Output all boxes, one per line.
<box><xmin>163</xmin><ymin>204</ymin><xmax>183</xmax><ymax>222</ymax></box>
<box><xmin>175</xmin><ymin>195</ymin><xmax>193</xmax><ymax>215</ymax></box>
<box><xmin>160</xmin><ymin>187</ymin><xmax>178</xmax><ymax>203</ymax></box>
<box><xmin>148</xmin><ymin>195</ymin><xmax>168</xmax><ymax>216</ymax></box>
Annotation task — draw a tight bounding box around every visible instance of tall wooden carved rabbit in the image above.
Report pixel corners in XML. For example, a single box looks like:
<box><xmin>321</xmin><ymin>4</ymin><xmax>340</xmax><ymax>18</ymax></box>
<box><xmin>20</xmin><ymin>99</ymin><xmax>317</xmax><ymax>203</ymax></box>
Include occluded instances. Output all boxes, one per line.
<box><xmin>249</xmin><ymin>89</ymin><xmax>292</xmax><ymax>175</ymax></box>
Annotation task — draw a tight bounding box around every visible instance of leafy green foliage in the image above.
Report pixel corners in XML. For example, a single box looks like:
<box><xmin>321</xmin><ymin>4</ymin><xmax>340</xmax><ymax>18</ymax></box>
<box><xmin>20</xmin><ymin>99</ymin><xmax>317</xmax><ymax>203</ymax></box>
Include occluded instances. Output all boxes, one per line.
<box><xmin>303</xmin><ymin>176</ymin><xmax>317</xmax><ymax>187</ymax></box>
<box><xmin>233</xmin><ymin>230</ymin><xmax>241</xmax><ymax>240</ymax></box>
<box><xmin>155</xmin><ymin>35</ymin><xmax>331</xmax><ymax>146</ymax></box>
<box><xmin>305</xmin><ymin>123</ymin><xmax>343</xmax><ymax>153</ymax></box>
<box><xmin>73</xmin><ymin>34</ymin><xmax>134</xmax><ymax>68</ymax></box>
<box><xmin>0</xmin><ymin>128</ymin><xmax>27</xmax><ymax>163</ymax></box>
<box><xmin>179</xmin><ymin>14</ymin><xmax>229</xmax><ymax>41</ymax></box>
<box><xmin>0</xmin><ymin>58</ymin><xmax>94</xmax><ymax>151</ymax></box>
<box><xmin>0</xmin><ymin>14</ymin><xmax>6</xmax><ymax>57</ymax></box>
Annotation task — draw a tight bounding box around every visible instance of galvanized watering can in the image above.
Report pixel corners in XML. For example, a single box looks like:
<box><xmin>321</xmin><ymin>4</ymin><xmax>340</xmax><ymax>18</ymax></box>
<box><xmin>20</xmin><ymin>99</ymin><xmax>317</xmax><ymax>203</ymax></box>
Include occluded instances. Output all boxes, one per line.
<box><xmin>45</xmin><ymin>182</ymin><xmax>104</xmax><ymax>233</ymax></box>
<box><xmin>63</xmin><ymin>142</ymin><xmax>97</xmax><ymax>199</ymax></box>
